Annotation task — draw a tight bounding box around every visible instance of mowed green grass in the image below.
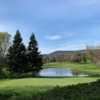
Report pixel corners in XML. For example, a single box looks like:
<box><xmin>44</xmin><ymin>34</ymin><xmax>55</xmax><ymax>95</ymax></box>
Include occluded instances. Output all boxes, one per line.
<box><xmin>0</xmin><ymin>62</ymin><xmax>99</xmax><ymax>96</ymax></box>
<box><xmin>0</xmin><ymin>78</ymin><xmax>99</xmax><ymax>94</ymax></box>
<box><xmin>44</xmin><ymin>62</ymin><xmax>100</xmax><ymax>74</ymax></box>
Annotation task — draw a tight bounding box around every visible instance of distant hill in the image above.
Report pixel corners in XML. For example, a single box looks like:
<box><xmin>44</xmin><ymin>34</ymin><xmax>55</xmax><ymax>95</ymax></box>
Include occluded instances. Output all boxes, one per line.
<box><xmin>43</xmin><ymin>50</ymin><xmax>86</xmax><ymax>63</ymax></box>
<box><xmin>44</xmin><ymin>50</ymin><xmax>86</xmax><ymax>57</ymax></box>
<box><xmin>49</xmin><ymin>50</ymin><xmax>85</xmax><ymax>55</ymax></box>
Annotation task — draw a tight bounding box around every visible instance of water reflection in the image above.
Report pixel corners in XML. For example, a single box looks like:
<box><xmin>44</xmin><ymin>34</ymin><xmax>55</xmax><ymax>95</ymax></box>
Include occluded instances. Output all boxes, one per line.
<box><xmin>39</xmin><ymin>68</ymin><xmax>88</xmax><ymax>77</ymax></box>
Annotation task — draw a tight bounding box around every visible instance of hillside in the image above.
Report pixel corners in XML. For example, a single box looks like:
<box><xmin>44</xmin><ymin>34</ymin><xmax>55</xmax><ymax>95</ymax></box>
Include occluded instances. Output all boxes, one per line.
<box><xmin>43</xmin><ymin>50</ymin><xmax>86</xmax><ymax>62</ymax></box>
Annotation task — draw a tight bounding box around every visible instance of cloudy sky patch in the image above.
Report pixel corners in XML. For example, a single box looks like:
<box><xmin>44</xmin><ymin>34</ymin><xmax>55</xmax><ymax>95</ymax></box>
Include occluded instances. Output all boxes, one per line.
<box><xmin>0</xmin><ymin>0</ymin><xmax>100</xmax><ymax>53</ymax></box>
<box><xmin>45</xmin><ymin>35</ymin><xmax>62</xmax><ymax>40</ymax></box>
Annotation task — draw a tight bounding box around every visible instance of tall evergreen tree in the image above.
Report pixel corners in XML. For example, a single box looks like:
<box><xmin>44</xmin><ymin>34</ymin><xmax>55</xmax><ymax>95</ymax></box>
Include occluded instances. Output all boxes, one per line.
<box><xmin>7</xmin><ymin>30</ymin><xmax>27</xmax><ymax>73</ymax></box>
<box><xmin>27</xmin><ymin>33</ymin><xmax>43</xmax><ymax>74</ymax></box>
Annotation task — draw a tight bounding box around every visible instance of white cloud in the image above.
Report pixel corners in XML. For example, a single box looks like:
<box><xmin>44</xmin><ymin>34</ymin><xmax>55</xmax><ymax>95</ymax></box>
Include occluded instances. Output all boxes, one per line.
<box><xmin>45</xmin><ymin>35</ymin><xmax>62</xmax><ymax>40</ymax></box>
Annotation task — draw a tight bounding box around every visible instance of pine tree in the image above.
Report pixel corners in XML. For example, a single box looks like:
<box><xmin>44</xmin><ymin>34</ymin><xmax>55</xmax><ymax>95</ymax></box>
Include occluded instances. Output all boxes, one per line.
<box><xmin>7</xmin><ymin>30</ymin><xmax>27</xmax><ymax>73</ymax></box>
<box><xmin>27</xmin><ymin>33</ymin><xmax>43</xmax><ymax>75</ymax></box>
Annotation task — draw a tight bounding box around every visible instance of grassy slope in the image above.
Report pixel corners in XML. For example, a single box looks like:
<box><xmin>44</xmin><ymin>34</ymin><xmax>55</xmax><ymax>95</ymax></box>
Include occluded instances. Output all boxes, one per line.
<box><xmin>44</xmin><ymin>62</ymin><xmax>100</xmax><ymax>74</ymax></box>
<box><xmin>0</xmin><ymin>62</ymin><xmax>99</xmax><ymax>99</ymax></box>
<box><xmin>0</xmin><ymin>62</ymin><xmax>99</xmax><ymax>94</ymax></box>
<box><xmin>0</xmin><ymin>78</ymin><xmax>98</xmax><ymax>93</ymax></box>
<box><xmin>0</xmin><ymin>78</ymin><xmax>99</xmax><ymax>100</ymax></box>
<box><xmin>42</xmin><ymin>80</ymin><xmax>100</xmax><ymax>100</ymax></box>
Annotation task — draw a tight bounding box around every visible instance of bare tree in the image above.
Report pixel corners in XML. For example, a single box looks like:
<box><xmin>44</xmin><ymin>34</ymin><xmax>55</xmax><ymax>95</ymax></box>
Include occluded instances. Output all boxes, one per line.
<box><xmin>0</xmin><ymin>33</ymin><xmax>11</xmax><ymax>64</ymax></box>
<box><xmin>86</xmin><ymin>46</ymin><xmax>100</xmax><ymax>65</ymax></box>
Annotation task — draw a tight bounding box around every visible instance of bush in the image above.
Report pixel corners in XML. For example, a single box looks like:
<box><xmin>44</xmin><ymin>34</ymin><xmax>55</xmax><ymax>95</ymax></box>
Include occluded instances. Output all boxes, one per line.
<box><xmin>11</xmin><ymin>72</ymin><xmax>33</xmax><ymax>78</ymax></box>
<box><xmin>0</xmin><ymin>64</ymin><xmax>11</xmax><ymax>79</ymax></box>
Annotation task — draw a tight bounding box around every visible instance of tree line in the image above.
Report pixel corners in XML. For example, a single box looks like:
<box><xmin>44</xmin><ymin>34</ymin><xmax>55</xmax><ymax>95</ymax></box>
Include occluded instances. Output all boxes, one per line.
<box><xmin>43</xmin><ymin>51</ymin><xmax>87</xmax><ymax>64</ymax></box>
<box><xmin>0</xmin><ymin>30</ymin><xmax>43</xmax><ymax>78</ymax></box>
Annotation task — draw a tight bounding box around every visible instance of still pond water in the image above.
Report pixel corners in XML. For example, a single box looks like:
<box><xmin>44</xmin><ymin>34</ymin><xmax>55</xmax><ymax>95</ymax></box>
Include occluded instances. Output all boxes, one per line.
<box><xmin>39</xmin><ymin>68</ymin><xmax>89</xmax><ymax>77</ymax></box>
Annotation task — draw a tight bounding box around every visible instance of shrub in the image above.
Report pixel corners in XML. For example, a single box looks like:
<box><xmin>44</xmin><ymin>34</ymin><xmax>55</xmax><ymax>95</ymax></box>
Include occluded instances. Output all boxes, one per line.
<box><xmin>0</xmin><ymin>64</ymin><xmax>11</xmax><ymax>79</ymax></box>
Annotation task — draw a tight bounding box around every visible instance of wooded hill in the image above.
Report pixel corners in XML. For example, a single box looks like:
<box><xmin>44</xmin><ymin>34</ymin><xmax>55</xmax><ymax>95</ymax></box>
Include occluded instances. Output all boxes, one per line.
<box><xmin>43</xmin><ymin>50</ymin><xmax>86</xmax><ymax>63</ymax></box>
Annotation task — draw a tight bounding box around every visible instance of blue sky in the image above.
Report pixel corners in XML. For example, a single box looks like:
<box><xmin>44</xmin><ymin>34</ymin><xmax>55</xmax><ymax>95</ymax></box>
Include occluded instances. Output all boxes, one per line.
<box><xmin>0</xmin><ymin>0</ymin><xmax>100</xmax><ymax>53</ymax></box>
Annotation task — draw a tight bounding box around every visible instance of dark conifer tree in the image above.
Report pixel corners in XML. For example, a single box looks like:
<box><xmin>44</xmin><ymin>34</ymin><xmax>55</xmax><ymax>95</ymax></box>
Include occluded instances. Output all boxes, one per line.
<box><xmin>27</xmin><ymin>33</ymin><xmax>43</xmax><ymax>74</ymax></box>
<box><xmin>7</xmin><ymin>30</ymin><xmax>27</xmax><ymax>73</ymax></box>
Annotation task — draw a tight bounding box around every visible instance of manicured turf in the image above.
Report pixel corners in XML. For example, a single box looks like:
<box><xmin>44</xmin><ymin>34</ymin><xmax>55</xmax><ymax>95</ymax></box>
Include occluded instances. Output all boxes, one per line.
<box><xmin>0</xmin><ymin>62</ymin><xmax>100</xmax><ymax>99</ymax></box>
<box><xmin>0</xmin><ymin>78</ymin><xmax>99</xmax><ymax>100</ymax></box>
<box><xmin>0</xmin><ymin>78</ymin><xmax>99</xmax><ymax>93</ymax></box>
<box><xmin>44</xmin><ymin>62</ymin><xmax>100</xmax><ymax>74</ymax></box>
<box><xmin>0</xmin><ymin>62</ymin><xmax>99</xmax><ymax>93</ymax></box>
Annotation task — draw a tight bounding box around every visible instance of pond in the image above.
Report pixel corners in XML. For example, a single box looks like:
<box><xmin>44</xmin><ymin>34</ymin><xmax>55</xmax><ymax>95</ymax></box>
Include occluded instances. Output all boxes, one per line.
<box><xmin>39</xmin><ymin>68</ymin><xmax>89</xmax><ymax>77</ymax></box>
